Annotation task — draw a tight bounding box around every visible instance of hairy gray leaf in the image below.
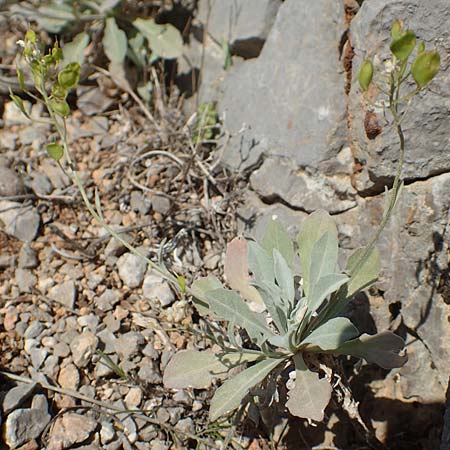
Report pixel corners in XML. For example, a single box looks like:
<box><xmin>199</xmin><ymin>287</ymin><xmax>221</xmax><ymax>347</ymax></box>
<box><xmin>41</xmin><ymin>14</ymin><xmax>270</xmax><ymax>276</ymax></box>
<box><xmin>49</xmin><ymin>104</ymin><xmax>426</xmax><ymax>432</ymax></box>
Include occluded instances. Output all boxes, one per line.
<box><xmin>204</xmin><ymin>289</ymin><xmax>274</xmax><ymax>344</ymax></box>
<box><xmin>191</xmin><ymin>274</ymin><xmax>223</xmax><ymax>315</ymax></box>
<box><xmin>298</xmin><ymin>210</ymin><xmax>338</xmax><ymax>296</ymax></box>
<box><xmin>133</xmin><ymin>18</ymin><xmax>183</xmax><ymax>59</ymax></box>
<box><xmin>286</xmin><ymin>354</ymin><xmax>332</xmax><ymax>421</ymax></box>
<box><xmin>307</xmin><ymin>273</ymin><xmax>349</xmax><ymax>314</ymax></box>
<box><xmin>273</xmin><ymin>249</ymin><xmax>295</xmax><ymax>307</ymax></box>
<box><xmin>210</xmin><ymin>357</ymin><xmax>283</xmax><ymax>421</ymax></box>
<box><xmin>301</xmin><ymin>317</ymin><xmax>359</xmax><ymax>351</ymax></box>
<box><xmin>61</xmin><ymin>32</ymin><xmax>90</xmax><ymax>67</ymax></box>
<box><xmin>103</xmin><ymin>17</ymin><xmax>127</xmax><ymax>65</ymax></box>
<box><xmin>163</xmin><ymin>350</ymin><xmax>261</xmax><ymax>389</ymax></box>
<box><xmin>248</xmin><ymin>240</ymin><xmax>274</xmax><ymax>283</ymax></box>
<box><xmin>262</xmin><ymin>216</ymin><xmax>294</xmax><ymax>267</ymax></box>
<box><xmin>253</xmin><ymin>281</ymin><xmax>288</xmax><ymax>334</ymax></box>
<box><xmin>335</xmin><ymin>331</ymin><xmax>408</xmax><ymax>369</ymax></box>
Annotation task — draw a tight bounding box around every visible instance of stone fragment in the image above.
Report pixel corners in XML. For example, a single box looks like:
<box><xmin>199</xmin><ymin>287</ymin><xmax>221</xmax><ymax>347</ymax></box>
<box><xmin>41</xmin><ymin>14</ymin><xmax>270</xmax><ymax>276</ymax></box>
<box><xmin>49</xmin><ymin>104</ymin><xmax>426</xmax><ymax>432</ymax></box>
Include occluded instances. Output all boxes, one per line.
<box><xmin>100</xmin><ymin>422</ymin><xmax>116</xmax><ymax>445</ymax></box>
<box><xmin>70</xmin><ymin>332</ymin><xmax>98</xmax><ymax>368</ymax></box>
<box><xmin>150</xmin><ymin>194</ymin><xmax>171</xmax><ymax>215</ymax></box>
<box><xmin>0</xmin><ymin>167</ymin><xmax>25</xmax><ymax>197</ymax></box>
<box><xmin>15</xmin><ymin>268</ymin><xmax>37</xmax><ymax>294</ymax></box>
<box><xmin>95</xmin><ymin>289</ymin><xmax>120</xmax><ymax>312</ymax></box>
<box><xmin>30</xmin><ymin>172</ymin><xmax>53</xmax><ymax>196</ymax></box>
<box><xmin>58</xmin><ymin>364</ymin><xmax>80</xmax><ymax>390</ymax></box>
<box><xmin>104</xmin><ymin>233</ymin><xmax>132</xmax><ymax>257</ymax></box>
<box><xmin>130</xmin><ymin>191</ymin><xmax>151</xmax><ymax>215</ymax></box>
<box><xmin>114</xmin><ymin>332</ymin><xmax>144</xmax><ymax>361</ymax></box>
<box><xmin>0</xmin><ymin>201</ymin><xmax>41</xmax><ymax>242</ymax></box>
<box><xmin>143</xmin><ymin>273</ymin><xmax>175</xmax><ymax>307</ymax></box>
<box><xmin>2</xmin><ymin>382</ymin><xmax>36</xmax><ymax>415</ymax></box>
<box><xmin>250</xmin><ymin>155</ymin><xmax>357</xmax><ymax>214</ymax></box>
<box><xmin>443</xmin><ymin>381</ymin><xmax>450</xmax><ymax>450</ymax></box>
<box><xmin>4</xmin><ymin>406</ymin><xmax>50</xmax><ymax>448</ymax></box>
<box><xmin>117</xmin><ymin>253</ymin><xmax>147</xmax><ymax>288</ymax></box>
<box><xmin>18</xmin><ymin>244</ymin><xmax>38</xmax><ymax>269</ymax></box>
<box><xmin>175</xmin><ymin>417</ymin><xmax>195</xmax><ymax>435</ymax></box>
<box><xmin>30</xmin><ymin>347</ymin><xmax>48</xmax><ymax>369</ymax></box>
<box><xmin>124</xmin><ymin>387</ymin><xmax>142</xmax><ymax>409</ymax></box>
<box><xmin>48</xmin><ymin>281</ymin><xmax>77</xmax><ymax>309</ymax></box>
<box><xmin>197</xmin><ymin>0</ymin><xmax>281</xmax><ymax>58</ymax></box>
<box><xmin>218</xmin><ymin>0</ymin><xmax>347</xmax><ymax>171</ymax></box>
<box><xmin>349</xmin><ymin>0</ymin><xmax>450</xmax><ymax>192</ymax></box>
<box><xmin>47</xmin><ymin>413</ymin><xmax>98</xmax><ymax>450</ymax></box>
<box><xmin>23</xmin><ymin>321</ymin><xmax>44</xmax><ymax>339</ymax></box>
<box><xmin>40</xmin><ymin>160</ymin><xmax>70</xmax><ymax>190</ymax></box>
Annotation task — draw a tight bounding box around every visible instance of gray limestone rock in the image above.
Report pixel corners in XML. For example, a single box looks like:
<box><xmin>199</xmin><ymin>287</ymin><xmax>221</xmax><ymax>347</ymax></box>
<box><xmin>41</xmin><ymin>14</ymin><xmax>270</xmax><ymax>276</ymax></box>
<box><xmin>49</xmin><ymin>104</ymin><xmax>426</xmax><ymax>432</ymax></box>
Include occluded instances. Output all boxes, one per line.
<box><xmin>218</xmin><ymin>0</ymin><xmax>347</xmax><ymax>171</ymax></box>
<box><xmin>2</xmin><ymin>382</ymin><xmax>36</xmax><ymax>415</ymax></box>
<box><xmin>70</xmin><ymin>331</ymin><xmax>98</xmax><ymax>368</ymax></box>
<box><xmin>197</xmin><ymin>0</ymin><xmax>281</xmax><ymax>59</ymax></box>
<box><xmin>250</xmin><ymin>153</ymin><xmax>357</xmax><ymax>214</ymax></box>
<box><xmin>337</xmin><ymin>173</ymin><xmax>450</xmax><ymax>401</ymax></box>
<box><xmin>48</xmin><ymin>281</ymin><xmax>77</xmax><ymax>309</ymax></box>
<box><xmin>18</xmin><ymin>244</ymin><xmax>38</xmax><ymax>269</ymax></box>
<box><xmin>0</xmin><ymin>201</ymin><xmax>41</xmax><ymax>242</ymax></box>
<box><xmin>0</xmin><ymin>167</ymin><xmax>25</xmax><ymax>197</ymax></box>
<box><xmin>443</xmin><ymin>380</ymin><xmax>450</xmax><ymax>450</ymax></box>
<box><xmin>143</xmin><ymin>273</ymin><xmax>175</xmax><ymax>307</ymax></box>
<box><xmin>95</xmin><ymin>289</ymin><xmax>120</xmax><ymax>312</ymax></box>
<box><xmin>4</xmin><ymin>405</ymin><xmax>50</xmax><ymax>448</ymax></box>
<box><xmin>15</xmin><ymin>268</ymin><xmax>37</xmax><ymax>294</ymax></box>
<box><xmin>349</xmin><ymin>0</ymin><xmax>450</xmax><ymax>193</ymax></box>
<box><xmin>117</xmin><ymin>253</ymin><xmax>147</xmax><ymax>289</ymax></box>
<box><xmin>114</xmin><ymin>331</ymin><xmax>144</xmax><ymax>361</ymax></box>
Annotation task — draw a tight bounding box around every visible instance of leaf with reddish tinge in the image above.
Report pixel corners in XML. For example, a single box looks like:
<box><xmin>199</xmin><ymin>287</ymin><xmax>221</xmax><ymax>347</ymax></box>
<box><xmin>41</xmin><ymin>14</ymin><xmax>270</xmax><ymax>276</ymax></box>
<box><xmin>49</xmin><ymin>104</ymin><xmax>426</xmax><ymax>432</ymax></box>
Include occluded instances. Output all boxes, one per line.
<box><xmin>286</xmin><ymin>354</ymin><xmax>332</xmax><ymax>421</ymax></box>
<box><xmin>225</xmin><ymin>237</ymin><xmax>264</xmax><ymax>309</ymax></box>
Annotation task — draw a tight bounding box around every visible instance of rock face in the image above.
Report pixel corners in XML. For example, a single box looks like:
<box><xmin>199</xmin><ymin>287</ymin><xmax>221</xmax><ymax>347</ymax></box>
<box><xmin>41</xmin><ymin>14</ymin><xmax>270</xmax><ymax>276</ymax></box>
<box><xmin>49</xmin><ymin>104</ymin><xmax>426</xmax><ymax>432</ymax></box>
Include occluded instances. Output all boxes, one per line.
<box><xmin>218</xmin><ymin>0</ymin><xmax>347</xmax><ymax>172</ymax></box>
<box><xmin>348</xmin><ymin>0</ymin><xmax>450</xmax><ymax>193</ymax></box>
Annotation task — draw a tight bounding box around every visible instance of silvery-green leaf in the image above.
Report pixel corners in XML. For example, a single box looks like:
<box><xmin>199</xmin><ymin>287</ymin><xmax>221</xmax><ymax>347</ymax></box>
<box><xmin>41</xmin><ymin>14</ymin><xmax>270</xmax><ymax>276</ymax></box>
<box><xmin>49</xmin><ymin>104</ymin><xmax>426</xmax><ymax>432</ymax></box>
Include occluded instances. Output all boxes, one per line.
<box><xmin>262</xmin><ymin>216</ymin><xmax>294</xmax><ymax>267</ymax></box>
<box><xmin>346</xmin><ymin>246</ymin><xmax>380</xmax><ymax>298</ymax></box>
<box><xmin>273</xmin><ymin>249</ymin><xmax>295</xmax><ymax>307</ymax></box>
<box><xmin>286</xmin><ymin>354</ymin><xmax>332</xmax><ymax>421</ymax></box>
<box><xmin>248</xmin><ymin>240</ymin><xmax>274</xmax><ymax>283</ymax></box>
<box><xmin>103</xmin><ymin>17</ymin><xmax>127</xmax><ymax>65</ymax></box>
<box><xmin>298</xmin><ymin>210</ymin><xmax>338</xmax><ymax>296</ymax></box>
<box><xmin>224</xmin><ymin>237</ymin><xmax>264</xmax><ymax>308</ymax></box>
<box><xmin>253</xmin><ymin>281</ymin><xmax>287</xmax><ymax>334</ymax></box>
<box><xmin>204</xmin><ymin>289</ymin><xmax>274</xmax><ymax>344</ymax></box>
<box><xmin>307</xmin><ymin>273</ymin><xmax>349</xmax><ymax>314</ymax></box>
<box><xmin>128</xmin><ymin>33</ymin><xmax>147</xmax><ymax>68</ymax></box>
<box><xmin>36</xmin><ymin>5</ymin><xmax>75</xmax><ymax>33</ymax></box>
<box><xmin>309</xmin><ymin>231</ymin><xmax>339</xmax><ymax>288</ymax></box>
<box><xmin>61</xmin><ymin>32</ymin><xmax>90</xmax><ymax>67</ymax></box>
<box><xmin>137</xmin><ymin>81</ymin><xmax>153</xmax><ymax>102</ymax></box>
<box><xmin>163</xmin><ymin>350</ymin><xmax>261</xmax><ymax>389</ymax></box>
<box><xmin>209</xmin><ymin>357</ymin><xmax>283</xmax><ymax>421</ymax></box>
<box><xmin>133</xmin><ymin>18</ymin><xmax>183</xmax><ymax>59</ymax></box>
<box><xmin>335</xmin><ymin>331</ymin><xmax>407</xmax><ymax>369</ymax></box>
<box><xmin>301</xmin><ymin>317</ymin><xmax>359</xmax><ymax>351</ymax></box>
<box><xmin>191</xmin><ymin>274</ymin><xmax>223</xmax><ymax>315</ymax></box>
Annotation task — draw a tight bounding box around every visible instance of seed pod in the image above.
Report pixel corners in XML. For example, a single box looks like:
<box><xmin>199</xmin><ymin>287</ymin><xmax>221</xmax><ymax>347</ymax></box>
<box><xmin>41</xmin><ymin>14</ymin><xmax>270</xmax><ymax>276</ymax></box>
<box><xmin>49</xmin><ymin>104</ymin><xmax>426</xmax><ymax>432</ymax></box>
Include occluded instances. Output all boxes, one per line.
<box><xmin>50</xmin><ymin>99</ymin><xmax>70</xmax><ymax>117</ymax></box>
<box><xmin>358</xmin><ymin>60</ymin><xmax>373</xmax><ymax>92</ymax></box>
<box><xmin>46</xmin><ymin>143</ymin><xmax>64</xmax><ymax>162</ymax></box>
<box><xmin>411</xmin><ymin>50</ymin><xmax>440</xmax><ymax>87</ymax></box>
<box><xmin>390</xmin><ymin>30</ymin><xmax>416</xmax><ymax>61</ymax></box>
<box><xmin>391</xmin><ymin>20</ymin><xmax>403</xmax><ymax>41</ymax></box>
<box><xmin>58</xmin><ymin>62</ymin><xmax>80</xmax><ymax>89</ymax></box>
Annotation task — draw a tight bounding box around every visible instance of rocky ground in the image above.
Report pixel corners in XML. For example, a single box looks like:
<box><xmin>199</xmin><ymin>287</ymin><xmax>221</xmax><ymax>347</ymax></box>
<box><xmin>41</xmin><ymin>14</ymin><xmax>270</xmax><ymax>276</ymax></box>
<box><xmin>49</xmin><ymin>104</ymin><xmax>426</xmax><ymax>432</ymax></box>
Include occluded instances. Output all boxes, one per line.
<box><xmin>0</xmin><ymin>1</ymin><xmax>449</xmax><ymax>450</ymax></box>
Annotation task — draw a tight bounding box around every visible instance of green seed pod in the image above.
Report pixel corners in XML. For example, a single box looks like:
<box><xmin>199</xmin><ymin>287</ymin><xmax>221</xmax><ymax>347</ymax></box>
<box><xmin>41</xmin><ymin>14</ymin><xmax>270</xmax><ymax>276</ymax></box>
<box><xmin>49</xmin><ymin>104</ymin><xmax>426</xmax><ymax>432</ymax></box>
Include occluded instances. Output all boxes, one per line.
<box><xmin>50</xmin><ymin>99</ymin><xmax>70</xmax><ymax>117</ymax></box>
<box><xmin>358</xmin><ymin>59</ymin><xmax>373</xmax><ymax>92</ymax></box>
<box><xmin>52</xmin><ymin>83</ymin><xmax>68</xmax><ymax>101</ymax></box>
<box><xmin>391</xmin><ymin>19</ymin><xmax>403</xmax><ymax>41</ymax></box>
<box><xmin>390</xmin><ymin>30</ymin><xmax>416</xmax><ymax>61</ymax></box>
<box><xmin>411</xmin><ymin>50</ymin><xmax>440</xmax><ymax>87</ymax></box>
<box><xmin>16</xmin><ymin>68</ymin><xmax>27</xmax><ymax>92</ymax></box>
<box><xmin>57</xmin><ymin>62</ymin><xmax>80</xmax><ymax>89</ymax></box>
<box><xmin>46</xmin><ymin>143</ymin><xmax>64</xmax><ymax>162</ymax></box>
